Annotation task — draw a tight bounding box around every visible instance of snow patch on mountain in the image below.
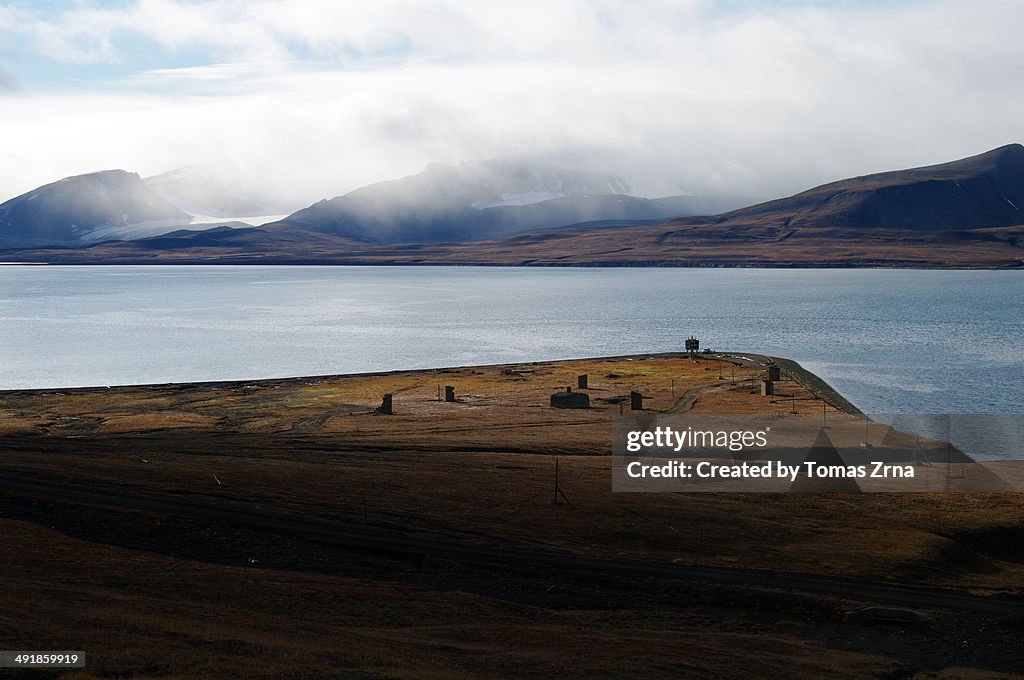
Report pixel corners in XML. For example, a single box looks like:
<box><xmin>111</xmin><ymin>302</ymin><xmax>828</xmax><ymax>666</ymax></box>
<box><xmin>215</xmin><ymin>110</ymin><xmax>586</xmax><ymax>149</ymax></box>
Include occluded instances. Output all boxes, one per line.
<box><xmin>76</xmin><ymin>218</ymin><xmax>196</xmax><ymax>242</ymax></box>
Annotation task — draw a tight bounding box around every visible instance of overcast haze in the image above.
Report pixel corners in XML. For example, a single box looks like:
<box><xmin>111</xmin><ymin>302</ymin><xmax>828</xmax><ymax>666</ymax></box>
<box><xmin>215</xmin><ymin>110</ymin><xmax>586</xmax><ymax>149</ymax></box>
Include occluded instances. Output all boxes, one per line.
<box><xmin>1</xmin><ymin>0</ymin><xmax>1023</xmax><ymax>209</ymax></box>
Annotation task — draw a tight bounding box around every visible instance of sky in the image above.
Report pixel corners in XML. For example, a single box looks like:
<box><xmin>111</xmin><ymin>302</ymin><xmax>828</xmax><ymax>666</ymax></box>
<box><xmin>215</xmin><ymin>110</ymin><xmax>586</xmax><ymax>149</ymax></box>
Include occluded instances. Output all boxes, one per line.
<box><xmin>1</xmin><ymin>0</ymin><xmax>1023</xmax><ymax>209</ymax></box>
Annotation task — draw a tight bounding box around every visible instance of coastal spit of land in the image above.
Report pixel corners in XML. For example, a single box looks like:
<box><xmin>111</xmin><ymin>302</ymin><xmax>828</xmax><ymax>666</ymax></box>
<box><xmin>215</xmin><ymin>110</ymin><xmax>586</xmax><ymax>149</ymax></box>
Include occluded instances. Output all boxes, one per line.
<box><xmin>1</xmin><ymin>354</ymin><xmax>1023</xmax><ymax>679</ymax></box>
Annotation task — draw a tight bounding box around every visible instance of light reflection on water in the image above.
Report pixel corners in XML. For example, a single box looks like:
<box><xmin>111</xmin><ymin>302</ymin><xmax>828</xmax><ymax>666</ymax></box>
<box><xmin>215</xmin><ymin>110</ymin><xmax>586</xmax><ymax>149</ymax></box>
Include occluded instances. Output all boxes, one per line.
<box><xmin>2</xmin><ymin>266</ymin><xmax>1022</xmax><ymax>426</ymax></box>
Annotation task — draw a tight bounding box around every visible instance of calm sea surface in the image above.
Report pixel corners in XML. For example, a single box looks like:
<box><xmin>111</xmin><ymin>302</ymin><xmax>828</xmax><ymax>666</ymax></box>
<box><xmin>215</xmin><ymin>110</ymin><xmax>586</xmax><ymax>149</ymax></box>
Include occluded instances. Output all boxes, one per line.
<box><xmin>2</xmin><ymin>266</ymin><xmax>1022</xmax><ymax>418</ymax></box>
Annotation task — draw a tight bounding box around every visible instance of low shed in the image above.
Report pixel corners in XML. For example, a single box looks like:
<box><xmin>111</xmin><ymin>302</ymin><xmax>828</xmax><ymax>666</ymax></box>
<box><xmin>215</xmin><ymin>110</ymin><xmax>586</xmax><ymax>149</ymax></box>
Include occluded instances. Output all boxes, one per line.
<box><xmin>551</xmin><ymin>387</ymin><xmax>589</xmax><ymax>409</ymax></box>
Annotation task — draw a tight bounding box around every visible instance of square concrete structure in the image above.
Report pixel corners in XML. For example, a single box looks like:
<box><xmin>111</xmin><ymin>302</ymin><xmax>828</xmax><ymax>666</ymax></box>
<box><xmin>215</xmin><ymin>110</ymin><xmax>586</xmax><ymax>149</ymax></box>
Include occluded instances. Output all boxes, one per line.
<box><xmin>551</xmin><ymin>387</ymin><xmax>589</xmax><ymax>409</ymax></box>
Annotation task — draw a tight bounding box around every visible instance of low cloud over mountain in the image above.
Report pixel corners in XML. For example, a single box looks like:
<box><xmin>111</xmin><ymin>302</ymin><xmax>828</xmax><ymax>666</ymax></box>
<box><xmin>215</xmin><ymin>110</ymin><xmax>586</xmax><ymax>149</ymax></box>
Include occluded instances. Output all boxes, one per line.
<box><xmin>143</xmin><ymin>165</ymin><xmax>296</xmax><ymax>220</ymax></box>
<box><xmin>276</xmin><ymin>159</ymin><xmax>744</xmax><ymax>243</ymax></box>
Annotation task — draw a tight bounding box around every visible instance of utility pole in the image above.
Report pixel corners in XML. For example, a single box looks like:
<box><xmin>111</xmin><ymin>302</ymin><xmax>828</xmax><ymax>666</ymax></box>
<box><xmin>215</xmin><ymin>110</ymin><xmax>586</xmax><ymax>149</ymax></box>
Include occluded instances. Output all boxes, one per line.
<box><xmin>554</xmin><ymin>458</ymin><xmax>559</xmax><ymax>504</ymax></box>
<box><xmin>553</xmin><ymin>458</ymin><xmax>574</xmax><ymax>508</ymax></box>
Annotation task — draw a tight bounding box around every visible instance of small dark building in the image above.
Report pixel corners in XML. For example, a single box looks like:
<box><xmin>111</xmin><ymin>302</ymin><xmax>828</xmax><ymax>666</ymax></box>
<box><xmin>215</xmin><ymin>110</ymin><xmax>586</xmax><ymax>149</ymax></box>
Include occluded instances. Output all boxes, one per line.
<box><xmin>378</xmin><ymin>393</ymin><xmax>394</xmax><ymax>415</ymax></box>
<box><xmin>444</xmin><ymin>385</ymin><xmax>456</xmax><ymax>402</ymax></box>
<box><xmin>630</xmin><ymin>390</ymin><xmax>644</xmax><ymax>410</ymax></box>
<box><xmin>766</xmin><ymin>364</ymin><xmax>781</xmax><ymax>381</ymax></box>
<box><xmin>551</xmin><ymin>387</ymin><xmax>589</xmax><ymax>409</ymax></box>
<box><xmin>685</xmin><ymin>336</ymin><xmax>700</xmax><ymax>354</ymax></box>
<box><xmin>577</xmin><ymin>374</ymin><xmax>589</xmax><ymax>389</ymax></box>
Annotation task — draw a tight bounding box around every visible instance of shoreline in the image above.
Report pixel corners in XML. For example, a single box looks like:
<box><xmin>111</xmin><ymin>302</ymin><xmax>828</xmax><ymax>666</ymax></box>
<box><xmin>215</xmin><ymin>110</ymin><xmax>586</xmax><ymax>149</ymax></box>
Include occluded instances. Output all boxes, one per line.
<box><xmin>739</xmin><ymin>353</ymin><xmax>863</xmax><ymax>416</ymax></box>
<box><xmin>0</xmin><ymin>351</ymin><xmax>862</xmax><ymax>415</ymax></box>
<box><xmin>1</xmin><ymin>259</ymin><xmax>1021</xmax><ymax>270</ymax></box>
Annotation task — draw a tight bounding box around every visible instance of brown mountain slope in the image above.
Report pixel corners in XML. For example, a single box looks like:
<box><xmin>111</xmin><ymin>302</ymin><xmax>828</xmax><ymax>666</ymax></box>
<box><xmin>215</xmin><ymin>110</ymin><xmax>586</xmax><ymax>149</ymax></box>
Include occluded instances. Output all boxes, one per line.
<box><xmin>699</xmin><ymin>143</ymin><xmax>1024</xmax><ymax>231</ymax></box>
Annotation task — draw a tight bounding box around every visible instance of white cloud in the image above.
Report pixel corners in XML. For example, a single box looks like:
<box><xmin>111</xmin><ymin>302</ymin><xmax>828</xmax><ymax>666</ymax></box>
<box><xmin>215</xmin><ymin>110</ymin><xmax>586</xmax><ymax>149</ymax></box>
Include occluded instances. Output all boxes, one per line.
<box><xmin>1</xmin><ymin>0</ymin><xmax>1023</xmax><ymax>206</ymax></box>
<box><xmin>0</xmin><ymin>66</ymin><xmax>20</xmax><ymax>91</ymax></box>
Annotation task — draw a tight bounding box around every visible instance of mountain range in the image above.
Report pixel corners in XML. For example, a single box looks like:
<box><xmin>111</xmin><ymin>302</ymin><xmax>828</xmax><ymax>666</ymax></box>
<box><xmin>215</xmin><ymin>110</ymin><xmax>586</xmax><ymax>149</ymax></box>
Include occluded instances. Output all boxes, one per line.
<box><xmin>1</xmin><ymin>145</ymin><xmax>1023</xmax><ymax>267</ymax></box>
<box><xmin>0</xmin><ymin>159</ymin><xmax>745</xmax><ymax>250</ymax></box>
<box><xmin>277</xmin><ymin>159</ymin><xmax>744</xmax><ymax>243</ymax></box>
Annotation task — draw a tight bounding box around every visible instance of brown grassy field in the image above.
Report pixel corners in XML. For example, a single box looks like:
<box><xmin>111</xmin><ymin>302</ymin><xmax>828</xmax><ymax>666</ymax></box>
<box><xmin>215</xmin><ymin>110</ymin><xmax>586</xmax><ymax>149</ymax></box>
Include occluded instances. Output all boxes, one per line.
<box><xmin>2</xmin><ymin>354</ymin><xmax>1023</xmax><ymax>679</ymax></box>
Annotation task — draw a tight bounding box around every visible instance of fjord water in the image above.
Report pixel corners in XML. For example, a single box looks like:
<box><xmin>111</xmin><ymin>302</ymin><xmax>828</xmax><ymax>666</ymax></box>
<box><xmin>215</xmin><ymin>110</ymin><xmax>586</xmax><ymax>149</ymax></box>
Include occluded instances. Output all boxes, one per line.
<box><xmin>2</xmin><ymin>266</ymin><xmax>1022</xmax><ymax>417</ymax></box>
